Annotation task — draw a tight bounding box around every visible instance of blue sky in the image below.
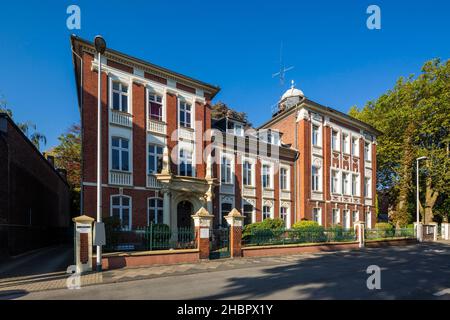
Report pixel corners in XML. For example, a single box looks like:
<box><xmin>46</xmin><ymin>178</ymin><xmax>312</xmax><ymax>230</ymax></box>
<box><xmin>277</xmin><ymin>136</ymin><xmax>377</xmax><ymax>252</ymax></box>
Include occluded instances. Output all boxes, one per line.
<box><xmin>0</xmin><ymin>0</ymin><xmax>449</xmax><ymax>149</ymax></box>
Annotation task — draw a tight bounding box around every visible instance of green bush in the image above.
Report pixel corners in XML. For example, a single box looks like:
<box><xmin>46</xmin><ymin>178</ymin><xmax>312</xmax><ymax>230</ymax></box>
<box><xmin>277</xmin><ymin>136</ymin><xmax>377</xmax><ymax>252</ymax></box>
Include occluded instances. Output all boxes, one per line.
<box><xmin>375</xmin><ymin>222</ymin><xmax>394</xmax><ymax>230</ymax></box>
<box><xmin>291</xmin><ymin>220</ymin><xmax>326</xmax><ymax>243</ymax></box>
<box><xmin>242</xmin><ymin>218</ymin><xmax>285</xmax><ymax>243</ymax></box>
<box><xmin>292</xmin><ymin>220</ymin><xmax>322</xmax><ymax>230</ymax></box>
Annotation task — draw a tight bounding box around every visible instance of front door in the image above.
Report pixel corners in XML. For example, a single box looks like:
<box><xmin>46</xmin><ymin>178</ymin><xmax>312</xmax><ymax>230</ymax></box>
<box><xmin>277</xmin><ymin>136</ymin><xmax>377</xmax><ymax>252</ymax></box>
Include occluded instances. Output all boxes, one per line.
<box><xmin>177</xmin><ymin>200</ymin><xmax>193</xmax><ymax>228</ymax></box>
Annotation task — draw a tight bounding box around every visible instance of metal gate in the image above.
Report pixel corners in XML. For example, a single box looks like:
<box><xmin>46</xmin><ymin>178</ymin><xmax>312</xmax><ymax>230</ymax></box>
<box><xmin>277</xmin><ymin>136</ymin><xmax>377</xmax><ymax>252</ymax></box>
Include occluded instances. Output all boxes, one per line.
<box><xmin>209</xmin><ymin>227</ymin><xmax>230</xmax><ymax>259</ymax></box>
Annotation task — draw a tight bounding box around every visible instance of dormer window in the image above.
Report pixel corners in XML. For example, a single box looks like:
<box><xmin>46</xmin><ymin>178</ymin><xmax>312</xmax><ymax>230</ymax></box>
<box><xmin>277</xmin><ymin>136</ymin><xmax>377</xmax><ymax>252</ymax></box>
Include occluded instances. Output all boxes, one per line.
<box><xmin>149</xmin><ymin>93</ymin><xmax>163</xmax><ymax>121</ymax></box>
<box><xmin>112</xmin><ymin>81</ymin><xmax>128</xmax><ymax>113</ymax></box>
<box><xmin>234</xmin><ymin>123</ymin><xmax>243</xmax><ymax>136</ymax></box>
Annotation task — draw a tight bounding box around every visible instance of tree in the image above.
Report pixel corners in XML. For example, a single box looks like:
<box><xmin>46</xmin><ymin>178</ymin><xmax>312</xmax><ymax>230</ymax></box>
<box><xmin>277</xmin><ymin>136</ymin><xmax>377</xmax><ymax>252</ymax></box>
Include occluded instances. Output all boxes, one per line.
<box><xmin>0</xmin><ymin>96</ymin><xmax>47</xmax><ymax>150</ymax></box>
<box><xmin>48</xmin><ymin>124</ymin><xmax>81</xmax><ymax>216</ymax></box>
<box><xmin>350</xmin><ymin>59</ymin><xmax>450</xmax><ymax>225</ymax></box>
<box><xmin>211</xmin><ymin>102</ymin><xmax>252</xmax><ymax>127</ymax></box>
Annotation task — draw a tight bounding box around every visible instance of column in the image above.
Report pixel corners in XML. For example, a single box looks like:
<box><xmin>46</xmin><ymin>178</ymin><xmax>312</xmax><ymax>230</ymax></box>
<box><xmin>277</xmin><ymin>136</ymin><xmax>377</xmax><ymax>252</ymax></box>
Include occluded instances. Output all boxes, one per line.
<box><xmin>225</xmin><ymin>208</ymin><xmax>245</xmax><ymax>258</ymax></box>
<box><xmin>191</xmin><ymin>207</ymin><xmax>214</xmax><ymax>259</ymax></box>
<box><xmin>162</xmin><ymin>189</ymin><xmax>171</xmax><ymax>225</ymax></box>
<box><xmin>442</xmin><ymin>223</ymin><xmax>450</xmax><ymax>241</ymax></box>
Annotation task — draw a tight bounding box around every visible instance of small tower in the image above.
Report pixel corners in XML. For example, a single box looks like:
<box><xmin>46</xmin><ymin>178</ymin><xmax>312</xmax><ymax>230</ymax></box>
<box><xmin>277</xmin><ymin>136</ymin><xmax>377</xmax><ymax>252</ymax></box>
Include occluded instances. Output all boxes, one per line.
<box><xmin>277</xmin><ymin>80</ymin><xmax>305</xmax><ymax>113</ymax></box>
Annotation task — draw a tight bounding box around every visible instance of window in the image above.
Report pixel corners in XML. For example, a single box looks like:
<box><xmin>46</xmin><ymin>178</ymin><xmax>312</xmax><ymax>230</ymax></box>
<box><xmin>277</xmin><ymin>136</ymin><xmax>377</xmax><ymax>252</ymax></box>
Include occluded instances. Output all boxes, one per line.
<box><xmin>112</xmin><ymin>81</ymin><xmax>128</xmax><ymax>112</ymax></box>
<box><xmin>221</xmin><ymin>156</ymin><xmax>232</xmax><ymax>184</ymax></box>
<box><xmin>179</xmin><ymin>148</ymin><xmax>193</xmax><ymax>177</ymax></box>
<box><xmin>262</xmin><ymin>164</ymin><xmax>271</xmax><ymax>189</ymax></box>
<box><xmin>331</xmin><ymin>170</ymin><xmax>339</xmax><ymax>194</ymax></box>
<box><xmin>352</xmin><ymin>174</ymin><xmax>359</xmax><ymax>196</ymax></box>
<box><xmin>280</xmin><ymin>168</ymin><xmax>288</xmax><ymax>190</ymax></box>
<box><xmin>148</xmin><ymin>198</ymin><xmax>163</xmax><ymax>224</ymax></box>
<box><xmin>312</xmin><ymin>166</ymin><xmax>320</xmax><ymax>192</ymax></box>
<box><xmin>263</xmin><ymin>206</ymin><xmax>271</xmax><ymax>220</ymax></box>
<box><xmin>312</xmin><ymin>124</ymin><xmax>320</xmax><ymax>146</ymax></box>
<box><xmin>111</xmin><ymin>195</ymin><xmax>131</xmax><ymax>230</ymax></box>
<box><xmin>332</xmin><ymin>130</ymin><xmax>339</xmax><ymax>151</ymax></box>
<box><xmin>342</xmin><ymin>172</ymin><xmax>350</xmax><ymax>195</ymax></box>
<box><xmin>364</xmin><ymin>142</ymin><xmax>371</xmax><ymax>161</ymax></box>
<box><xmin>234</xmin><ymin>123</ymin><xmax>243</xmax><ymax>136</ymax></box>
<box><xmin>352</xmin><ymin>137</ymin><xmax>359</xmax><ymax>156</ymax></box>
<box><xmin>280</xmin><ymin>207</ymin><xmax>288</xmax><ymax>226</ymax></box>
<box><xmin>343</xmin><ymin>133</ymin><xmax>350</xmax><ymax>154</ymax></box>
<box><xmin>148</xmin><ymin>144</ymin><xmax>163</xmax><ymax>174</ymax></box>
<box><xmin>352</xmin><ymin>211</ymin><xmax>359</xmax><ymax>224</ymax></box>
<box><xmin>179</xmin><ymin>101</ymin><xmax>192</xmax><ymax>128</ymax></box>
<box><xmin>148</xmin><ymin>93</ymin><xmax>163</xmax><ymax>121</ymax></box>
<box><xmin>343</xmin><ymin>210</ymin><xmax>350</xmax><ymax>229</ymax></box>
<box><xmin>243</xmin><ymin>161</ymin><xmax>253</xmax><ymax>186</ymax></box>
<box><xmin>243</xmin><ymin>204</ymin><xmax>253</xmax><ymax>225</ymax></box>
<box><xmin>364</xmin><ymin>177</ymin><xmax>371</xmax><ymax>198</ymax></box>
<box><xmin>332</xmin><ymin>209</ymin><xmax>340</xmax><ymax>225</ymax></box>
<box><xmin>111</xmin><ymin>137</ymin><xmax>129</xmax><ymax>171</ymax></box>
<box><xmin>221</xmin><ymin>203</ymin><xmax>232</xmax><ymax>227</ymax></box>
<box><xmin>313</xmin><ymin>208</ymin><xmax>322</xmax><ymax>225</ymax></box>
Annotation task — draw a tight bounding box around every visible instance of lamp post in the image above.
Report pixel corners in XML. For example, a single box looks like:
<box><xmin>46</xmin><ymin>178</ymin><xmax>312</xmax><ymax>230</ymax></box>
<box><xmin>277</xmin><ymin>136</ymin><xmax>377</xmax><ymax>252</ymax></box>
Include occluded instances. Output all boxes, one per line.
<box><xmin>94</xmin><ymin>35</ymin><xmax>106</xmax><ymax>271</ymax></box>
<box><xmin>416</xmin><ymin>156</ymin><xmax>427</xmax><ymax>241</ymax></box>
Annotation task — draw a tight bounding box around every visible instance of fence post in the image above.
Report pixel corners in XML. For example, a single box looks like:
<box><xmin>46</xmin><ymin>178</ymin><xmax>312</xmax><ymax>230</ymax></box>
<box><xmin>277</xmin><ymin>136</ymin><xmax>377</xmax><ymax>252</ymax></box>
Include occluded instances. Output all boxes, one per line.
<box><xmin>442</xmin><ymin>223</ymin><xmax>450</xmax><ymax>241</ymax></box>
<box><xmin>225</xmin><ymin>208</ymin><xmax>245</xmax><ymax>258</ymax></box>
<box><xmin>191</xmin><ymin>207</ymin><xmax>214</xmax><ymax>259</ymax></box>
<box><xmin>354</xmin><ymin>221</ymin><xmax>365</xmax><ymax>248</ymax></box>
<box><xmin>414</xmin><ymin>222</ymin><xmax>424</xmax><ymax>242</ymax></box>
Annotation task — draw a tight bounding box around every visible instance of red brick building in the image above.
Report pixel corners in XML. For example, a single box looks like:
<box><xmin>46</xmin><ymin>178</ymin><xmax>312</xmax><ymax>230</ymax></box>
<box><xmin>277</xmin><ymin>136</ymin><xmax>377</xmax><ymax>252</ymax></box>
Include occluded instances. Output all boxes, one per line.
<box><xmin>71</xmin><ymin>35</ymin><xmax>380</xmax><ymax>231</ymax></box>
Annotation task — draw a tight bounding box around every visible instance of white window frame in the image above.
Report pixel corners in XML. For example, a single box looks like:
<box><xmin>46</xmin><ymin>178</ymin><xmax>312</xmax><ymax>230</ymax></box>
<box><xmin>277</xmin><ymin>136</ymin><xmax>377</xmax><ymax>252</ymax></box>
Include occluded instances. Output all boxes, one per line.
<box><xmin>148</xmin><ymin>144</ymin><xmax>163</xmax><ymax>174</ymax></box>
<box><xmin>366</xmin><ymin>210</ymin><xmax>372</xmax><ymax>229</ymax></box>
<box><xmin>220</xmin><ymin>154</ymin><xmax>234</xmax><ymax>184</ymax></box>
<box><xmin>352</xmin><ymin>210</ymin><xmax>359</xmax><ymax>224</ymax></box>
<box><xmin>312</xmin><ymin>165</ymin><xmax>321</xmax><ymax>192</ymax></box>
<box><xmin>364</xmin><ymin>177</ymin><xmax>372</xmax><ymax>198</ymax></box>
<box><xmin>111</xmin><ymin>136</ymin><xmax>130</xmax><ymax>172</ymax></box>
<box><xmin>332</xmin><ymin>208</ymin><xmax>340</xmax><ymax>225</ymax></box>
<box><xmin>342</xmin><ymin>172</ymin><xmax>351</xmax><ymax>196</ymax></box>
<box><xmin>352</xmin><ymin>136</ymin><xmax>359</xmax><ymax>156</ymax></box>
<box><xmin>178</xmin><ymin>147</ymin><xmax>194</xmax><ymax>177</ymax></box>
<box><xmin>111</xmin><ymin>195</ymin><xmax>132</xmax><ymax>230</ymax></box>
<box><xmin>262</xmin><ymin>163</ymin><xmax>273</xmax><ymax>189</ymax></box>
<box><xmin>312</xmin><ymin>124</ymin><xmax>321</xmax><ymax>147</ymax></box>
<box><xmin>343</xmin><ymin>209</ymin><xmax>351</xmax><ymax>229</ymax></box>
<box><xmin>331</xmin><ymin>169</ymin><xmax>340</xmax><ymax>194</ymax></box>
<box><xmin>331</xmin><ymin>129</ymin><xmax>340</xmax><ymax>151</ymax></box>
<box><xmin>352</xmin><ymin>173</ymin><xmax>360</xmax><ymax>196</ymax></box>
<box><xmin>280</xmin><ymin>166</ymin><xmax>290</xmax><ymax>191</ymax></box>
<box><xmin>242</xmin><ymin>159</ymin><xmax>254</xmax><ymax>187</ymax></box>
<box><xmin>364</xmin><ymin>141</ymin><xmax>371</xmax><ymax>162</ymax></box>
<box><xmin>280</xmin><ymin>206</ymin><xmax>290</xmax><ymax>228</ymax></box>
<box><xmin>262</xmin><ymin>205</ymin><xmax>273</xmax><ymax>220</ymax></box>
<box><xmin>147</xmin><ymin>89</ymin><xmax>165</xmax><ymax>122</ymax></box>
<box><xmin>312</xmin><ymin>207</ymin><xmax>322</xmax><ymax>226</ymax></box>
<box><xmin>234</xmin><ymin>123</ymin><xmax>244</xmax><ymax>136</ymax></box>
<box><xmin>109</xmin><ymin>78</ymin><xmax>130</xmax><ymax>113</ymax></box>
<box><xmin>147</xmin><ymin>197</ymin><xmax>164</xmax><ymax>225</ymax></box>
<box><xmin>178</xmin><ymin>99</ymin><xmax>193</xmax><ymax>128</ymax></box>
<box><xmin>342</xmin><ymin>132</ymin><xmax>350</xmax><ymax>154</ymax></box>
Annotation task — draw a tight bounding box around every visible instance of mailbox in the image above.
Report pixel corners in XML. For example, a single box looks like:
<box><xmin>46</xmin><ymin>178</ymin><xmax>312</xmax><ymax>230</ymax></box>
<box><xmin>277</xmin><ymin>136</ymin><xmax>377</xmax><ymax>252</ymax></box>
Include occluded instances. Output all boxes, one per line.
<box><xmin>73</xmin><ymin>215</ymin><xmax>95</xmax><ymax>273</ymax></box>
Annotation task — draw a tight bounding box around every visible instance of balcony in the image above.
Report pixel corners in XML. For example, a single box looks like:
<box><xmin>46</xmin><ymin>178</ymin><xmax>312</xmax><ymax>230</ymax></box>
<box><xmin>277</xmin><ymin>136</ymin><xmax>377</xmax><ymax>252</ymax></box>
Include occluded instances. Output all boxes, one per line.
<box><xmin>109</xmin><ymin>171</ymin><xmax>133</xmax><ymax>186</ymax></box>
<box><xmin>242</xmin><ymin>186</ymin><xmax>256</xmax><ymax>198</ymax></box>
<box><xmin>262</xmin><ymin>188</ymin><xmax>274</xmax><ymax>199</ymax></box>
<box><xmin>178</xmin><ymin>127</ymin><xmax>194</xmax><ymax>141</ymax></box>
<box><xmin>364</xmin><ymin>198</ymin><xmax>373</xmax><ymax>206</ymax></box>
<box><xmin>147</xmin><ymin>119</ymin><xmax>166</xmax><ymax>135</ymax></box>
<box><xmin>147</xmin><ymin>174</ymin><xmax>162</xmax><ymax>189</ymax></box>
<box><xmin>110</xmin><ymin>110</ymin><xmax>132</xmax><ymax>128</ymax></box>
<box><xmin>280</xmin><ymin>190</ymin><xmax>291</xmax><ymax>200</ymax></box>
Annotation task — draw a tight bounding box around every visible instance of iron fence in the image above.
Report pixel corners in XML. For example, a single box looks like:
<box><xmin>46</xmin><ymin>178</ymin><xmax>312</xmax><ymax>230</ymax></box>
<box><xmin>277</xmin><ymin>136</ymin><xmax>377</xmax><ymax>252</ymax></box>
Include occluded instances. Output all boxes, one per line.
<box><xmin>243</xmin><ymin>228</ymin><xmax>357</xmax><ymax>247</ymax></box>
<box><xmin>365</xmin><ymin>228</ymin><xmax>415</xmax><ymax>240</ymax></box>
<box><xmin>104</xmin><ymin>224</ymin><xmax>196</xmax><ymax>252</ymax></box>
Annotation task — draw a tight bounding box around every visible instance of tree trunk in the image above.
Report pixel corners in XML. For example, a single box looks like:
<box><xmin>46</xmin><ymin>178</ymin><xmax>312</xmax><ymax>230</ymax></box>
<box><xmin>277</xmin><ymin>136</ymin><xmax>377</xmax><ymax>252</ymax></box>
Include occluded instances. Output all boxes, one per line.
<box><xmin>424</xmin><ymin>172</ymin><xmax>439</xmax><ymax>224</ymax></box>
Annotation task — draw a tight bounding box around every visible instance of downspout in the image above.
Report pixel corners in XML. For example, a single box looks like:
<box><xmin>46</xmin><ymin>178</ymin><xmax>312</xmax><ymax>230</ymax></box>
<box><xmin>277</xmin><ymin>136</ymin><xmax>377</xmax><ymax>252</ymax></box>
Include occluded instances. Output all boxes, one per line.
<box><xmin>294</xmin><ymin>105</ymin><xmax>299</xmax><ymax>224</ymax></box>
<box><xmin>71</xmin><ymin>45</ymin><xmax>83</xmax><ymax>216</ymax></box>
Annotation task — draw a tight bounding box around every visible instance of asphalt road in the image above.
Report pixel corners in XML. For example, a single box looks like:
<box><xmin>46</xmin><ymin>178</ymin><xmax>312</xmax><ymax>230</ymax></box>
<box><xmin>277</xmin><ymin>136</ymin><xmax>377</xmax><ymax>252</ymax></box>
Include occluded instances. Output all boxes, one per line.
<box><xmin>9</xmin><ymin>242</ymin><xmax>450</xmax><ymax>299</ymax></box>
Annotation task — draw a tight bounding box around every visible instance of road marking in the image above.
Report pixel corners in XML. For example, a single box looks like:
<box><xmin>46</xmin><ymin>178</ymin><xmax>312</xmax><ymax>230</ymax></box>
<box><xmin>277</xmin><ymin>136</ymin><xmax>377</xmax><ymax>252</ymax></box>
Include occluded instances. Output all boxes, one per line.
<box><xmin>433</xmin><ymin>288</ymin><xmax>450</xmax><ymax>296</ymax></box>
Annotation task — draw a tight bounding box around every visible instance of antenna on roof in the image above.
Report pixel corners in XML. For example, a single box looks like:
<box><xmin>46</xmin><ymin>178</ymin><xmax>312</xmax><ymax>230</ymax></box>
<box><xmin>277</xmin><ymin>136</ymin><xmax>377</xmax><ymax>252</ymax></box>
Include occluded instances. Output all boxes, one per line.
<box><xmin>272</xmin><ymin>41</ymin><xmax>294</xmax><ymax>86</ymax></box>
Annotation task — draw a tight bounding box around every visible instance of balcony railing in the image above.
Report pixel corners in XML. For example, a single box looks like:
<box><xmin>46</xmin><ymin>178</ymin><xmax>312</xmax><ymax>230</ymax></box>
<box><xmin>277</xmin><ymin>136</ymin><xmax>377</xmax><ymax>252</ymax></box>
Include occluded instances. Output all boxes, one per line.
<box><xmin>147</xmin><ymin>119</ymin><xmax>166</xmax><ymax>135</ymax></box>
<box><xmin>242</xmin><ymin>186</ymin><xmax>256</xmax><ymax>197</ymax></box>
<box><xmin>109</xmin><ymin>171</ymin><xmax>133</xmax><ymax>186</ymax></box>
<box><xmin>110</xmin><ymin>110</ymin><xmax>132</xmax><ymax>127</ymax></box>
<box><xmin>262</xmin><ymin>188</ymin><xmax>274</xmax><ymax>199</ymax></box>
<box><xmin>178</xmin><ymin>127</ymin><xmax>194</xmax><ymax>140</ymax></box>
<box><xmin>280</xmin><ymin>190</ymin><xmax>291</xmax><ymax>200</ymax></box>
<box><xmin>147</xmin><ymin>174</ymin><xmax>162</xmax><ymax>189</ymax></box>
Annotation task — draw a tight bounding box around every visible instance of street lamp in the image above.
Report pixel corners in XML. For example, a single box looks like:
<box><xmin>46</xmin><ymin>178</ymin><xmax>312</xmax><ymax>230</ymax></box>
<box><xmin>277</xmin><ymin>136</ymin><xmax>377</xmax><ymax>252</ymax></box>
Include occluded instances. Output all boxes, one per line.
<box><xmin>416</xmin><ymin>156</ymin><xmax>427</xmax><ymax>241</ymax></box>
<box><xmin>94</xmin><ymin>35</ymin><xmax>106</xmax><ymax>271</ymax></box>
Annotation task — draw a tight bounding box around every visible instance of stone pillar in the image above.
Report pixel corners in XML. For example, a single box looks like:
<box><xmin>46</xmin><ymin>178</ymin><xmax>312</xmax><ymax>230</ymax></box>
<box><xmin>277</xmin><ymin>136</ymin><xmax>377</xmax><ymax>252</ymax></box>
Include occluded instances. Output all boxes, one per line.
<box><xmin>225</xmin><ymin>208</ymin><xmax>245</xmax><ymax>258</ymax></box>
<box><xmin>442</xmin><ymin>223</ymin><xmax>450</xmax><ymax>241</ymax></box>
<box><xmin>162</xmin><ymin>189</ymin><xmax>171</xmax><ymax>225</ymax></box>
<box><xmin>354</xmin><ymin>221</ymin><xmax>365</xmax><ymax>248</ymax></box>
<box><xmin>429</xmin><ymin>222</ymin><xmax>438</xmax><ymax>242</ymax></box>
<box><xmin>415</xmin><ymin>222</ymin><xmax>423</xmax><ymax>242</ymax></box>
<box><xmin>192</xmin><ymin>207</ymin><xmax>214</xmax><ymax>259</ymax></box>
<box><xmin>73</xmin><ymin>215</ymin><xmax>95</xmax><ymax>273</ymax></box>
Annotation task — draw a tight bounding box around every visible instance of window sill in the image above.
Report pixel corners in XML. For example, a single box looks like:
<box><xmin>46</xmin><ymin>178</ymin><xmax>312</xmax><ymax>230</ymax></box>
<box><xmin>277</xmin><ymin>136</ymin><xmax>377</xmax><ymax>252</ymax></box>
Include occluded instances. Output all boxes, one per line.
<box><xmin>111</xmin><ymin>109</ymin><xmax>132</xmax><ymax>116</ymax></box>
<box><xmin>110</xmin><ymin>169</ymin><xmax>132</xmax><ymax>173</ymax></box>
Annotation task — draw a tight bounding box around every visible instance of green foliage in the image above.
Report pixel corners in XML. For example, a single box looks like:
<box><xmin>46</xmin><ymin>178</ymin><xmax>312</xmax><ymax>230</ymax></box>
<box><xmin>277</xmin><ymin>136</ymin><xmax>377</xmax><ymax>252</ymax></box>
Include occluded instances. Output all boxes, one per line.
<box><xmin>374</xmin><ymin>222</ymin><xmax>394</xmax><ymax>230</ymax></box>
<box><xmin>242</xmin><ymin>218</ymin><xmax>285</xmax><ymax>240</ymax></box>
<box><xmin>104</xmin><ymin>216</ymin><xmax>122</xmax><ymax>249</ymax></box>
<box><xmin>292</xmin><ymin>220</ymin><xmax>322</xmax><ymax>230</ymax></box>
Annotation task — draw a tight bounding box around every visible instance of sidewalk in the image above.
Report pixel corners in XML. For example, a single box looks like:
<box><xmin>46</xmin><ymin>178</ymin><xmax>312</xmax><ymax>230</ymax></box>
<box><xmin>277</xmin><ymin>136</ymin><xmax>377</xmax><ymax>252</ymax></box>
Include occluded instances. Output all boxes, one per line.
<box><xmin>0</xmin><ymin>252</ymin><xmax>329</xmax><ymax>297</ymax></box>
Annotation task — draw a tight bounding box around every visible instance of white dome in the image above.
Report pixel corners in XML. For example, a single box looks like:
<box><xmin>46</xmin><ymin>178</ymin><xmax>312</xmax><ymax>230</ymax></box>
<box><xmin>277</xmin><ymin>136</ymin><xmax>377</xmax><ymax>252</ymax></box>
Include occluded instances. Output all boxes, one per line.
<box><xmin>281</xmin><ymin>81</ymin><xmax>304</xmax><ymax>101</ymax></box>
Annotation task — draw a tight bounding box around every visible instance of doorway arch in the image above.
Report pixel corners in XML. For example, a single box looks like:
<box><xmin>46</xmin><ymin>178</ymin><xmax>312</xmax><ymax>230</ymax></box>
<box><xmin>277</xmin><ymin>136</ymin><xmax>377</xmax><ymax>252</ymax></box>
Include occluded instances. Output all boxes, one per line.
<box><xmin>177</xmin><ymin>200</ymin><xmax>194</xmax><ymax>228</ymax></box>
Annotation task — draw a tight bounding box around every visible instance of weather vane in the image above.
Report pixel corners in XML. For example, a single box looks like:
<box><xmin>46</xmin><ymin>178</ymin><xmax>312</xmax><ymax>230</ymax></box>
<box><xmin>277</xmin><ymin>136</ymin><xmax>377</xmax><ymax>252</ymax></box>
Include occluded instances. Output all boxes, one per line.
<box><xmin>272</xmin><ymin>41</ymin><xmax>294</xmax><ymax>86</ymax></box>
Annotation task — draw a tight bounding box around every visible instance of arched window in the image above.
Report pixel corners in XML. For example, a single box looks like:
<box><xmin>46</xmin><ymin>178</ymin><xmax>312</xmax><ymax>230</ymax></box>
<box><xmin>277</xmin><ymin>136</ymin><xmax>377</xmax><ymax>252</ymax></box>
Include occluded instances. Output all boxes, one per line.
<box><xmin>148</xmin><ymin>198</ymin><xmax>164</xmax><ymax>225</ymax></box>
<box><xmin>111</xmin><ymin>195</ymin><xmax>132</xmax><ymax>230</ymax></box>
